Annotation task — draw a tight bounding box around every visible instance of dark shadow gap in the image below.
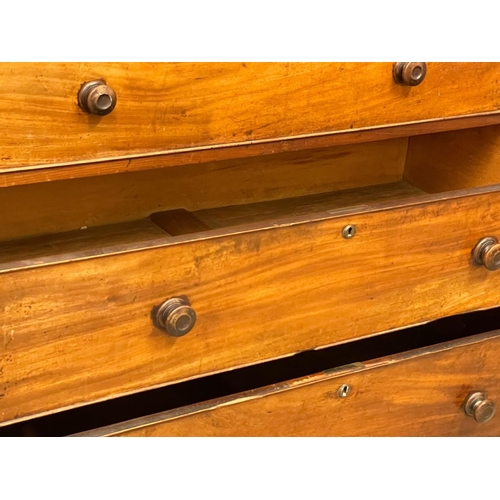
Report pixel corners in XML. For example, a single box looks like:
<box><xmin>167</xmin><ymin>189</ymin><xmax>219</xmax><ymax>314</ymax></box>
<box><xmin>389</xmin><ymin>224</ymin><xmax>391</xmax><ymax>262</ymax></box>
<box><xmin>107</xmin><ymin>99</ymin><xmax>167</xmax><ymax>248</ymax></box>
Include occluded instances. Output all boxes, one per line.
<box><xmin>2</xmin><ymin>306</ymin><xmax>500</xmax><ymax>437</ymax></box>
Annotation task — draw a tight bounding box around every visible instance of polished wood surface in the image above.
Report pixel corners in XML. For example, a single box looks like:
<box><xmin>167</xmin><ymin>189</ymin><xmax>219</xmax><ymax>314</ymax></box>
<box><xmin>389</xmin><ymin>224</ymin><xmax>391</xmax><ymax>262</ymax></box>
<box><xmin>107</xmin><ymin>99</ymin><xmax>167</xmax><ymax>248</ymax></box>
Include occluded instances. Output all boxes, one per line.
<box><xmin>0</xmin><ymin>220</ymin><xmax>167</xmax><ymax>272</ymax></box>
<box><xmin>0</xmin><ymin>182</ymin><xmax>459</xmax><ymax>274</ymax></box>
<box><xmin>3</xmin><ymin>186</ymin><xmax>500</xmax><ymax>424</ymax></box>
<box><xmin>2</xmin><ymin>112</ymin><xmax>500</xmax><ymax>189</ymax></box>
<box><xmin>0</xmin><ymin>138</ymin><xmax>408</xmax><ymax>242</ymax></box>
<box><xmin>1</xmin><ymin>63</ymin><xmax>500</xmax><ymax>172</ymax></box>
<box><xmin>405</xmin><ymin>124</ymin><xmax>500</xmax><ymax>192</ymax></box>
<box><xmin>150</xmin><ymin>210</ymin><xmax>210</xmax><ymax>236</ymax></box>
<box><xmin>191</xmin><ymin>182</ymin><xmax>424</xmax><ymax>229</ymax></box>
<box><xmin>0</xmin><ymin>182</ymin><xmax>422</xmax><ymax>273</ymax></box>
<box><xmin>83</xmin><ymin>331</ymin><xmax>500</xmax><ymax>437</ymax></box>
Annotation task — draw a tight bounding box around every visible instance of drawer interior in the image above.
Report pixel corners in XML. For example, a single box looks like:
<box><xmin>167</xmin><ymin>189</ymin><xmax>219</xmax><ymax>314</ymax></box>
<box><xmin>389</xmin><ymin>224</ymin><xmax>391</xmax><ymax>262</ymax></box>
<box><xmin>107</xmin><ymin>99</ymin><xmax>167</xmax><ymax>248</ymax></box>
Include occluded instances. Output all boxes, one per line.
<box><xmin>2</xmin><ymin>305</ymin><xmax>500</xmax><ymax>437</ymax></box>
<box><xmin>1</xmin><ymin>124</ymin><xmax>500</xmax><ymax>270</ymax></box>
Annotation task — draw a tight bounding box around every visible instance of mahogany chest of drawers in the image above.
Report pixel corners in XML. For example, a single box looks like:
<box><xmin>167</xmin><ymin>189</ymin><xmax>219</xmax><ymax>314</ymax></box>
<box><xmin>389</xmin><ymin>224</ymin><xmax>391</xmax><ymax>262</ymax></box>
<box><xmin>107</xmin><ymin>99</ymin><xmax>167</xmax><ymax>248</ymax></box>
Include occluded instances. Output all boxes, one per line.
<box><xmin>2</xmin><ymin>62</ymin><xmax>500</xmax><ymax>436</ymax></box>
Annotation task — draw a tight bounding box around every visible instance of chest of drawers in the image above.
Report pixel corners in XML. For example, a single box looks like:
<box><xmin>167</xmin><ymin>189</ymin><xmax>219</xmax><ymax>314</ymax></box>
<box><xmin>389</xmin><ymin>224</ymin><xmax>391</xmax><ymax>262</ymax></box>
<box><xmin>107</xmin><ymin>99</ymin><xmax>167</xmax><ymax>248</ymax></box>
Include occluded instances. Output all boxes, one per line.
<box><xmin>2</xmin><ymin>62</ymin><xmax>500</xmax><ymax>436</ymax></box>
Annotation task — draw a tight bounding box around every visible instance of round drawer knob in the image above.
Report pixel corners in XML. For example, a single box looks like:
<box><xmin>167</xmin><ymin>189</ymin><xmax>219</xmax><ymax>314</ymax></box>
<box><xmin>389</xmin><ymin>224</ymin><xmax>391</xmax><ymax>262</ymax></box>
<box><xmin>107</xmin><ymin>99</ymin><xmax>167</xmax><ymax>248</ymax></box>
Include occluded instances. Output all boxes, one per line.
<box><xmin>154</xmin><ymin>297</ymin><xmax>196</xmax><ymax>337</ymax></box>
<box><xmin>464</xmin><ymin>391</ymin><xmax>496</xmax><ymax>424</ymax></box>
<box><xmin>472</xmin><ymin>236</ymin><xmax>500</xmax><ymax>271</ymax></box>
<box><xmin>393</xmin><ymin>62</ymin><xmax>427</xmax><ymax>86</ymax></box>
<box><xmin>78</xmin><ymin>79</ymin><xmax>117</xmax><ymax>116</ymax></box>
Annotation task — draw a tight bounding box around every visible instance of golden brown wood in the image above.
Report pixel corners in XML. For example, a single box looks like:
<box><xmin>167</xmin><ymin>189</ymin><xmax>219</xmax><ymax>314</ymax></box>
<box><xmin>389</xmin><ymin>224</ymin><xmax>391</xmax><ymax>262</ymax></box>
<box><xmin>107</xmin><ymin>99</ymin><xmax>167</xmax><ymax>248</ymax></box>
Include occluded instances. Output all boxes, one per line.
<box><xmin>404</xmin><ymin>124</ymin><xmax>500</xmax><ymax>192</ymax></box>
<box><xmin>1</xmin><ymin>63</ymin><xmax>500</xmax><ymax>172</ymax></box>
<box><xmin>2</xmin><ymin>112</ymin><xmax>500</xmax><ymax>189</ymax></box>
<box><xmin>150</xmin><ymin>210</ymin><xmax>210</xmax><ymax>236</ymax></box>
<box><xmin>81</xmin><ymin>331</ymin><xmax>500</xmax><ymax>437</ymax></box>
<box><xmin>0</xmin><ymin>182</ymin><xmax>423</xmax><ymax>273</ymax></box>
<box><xmin>0</xmin><ymin>138</ymin><xmax>407</xmax><ymax>242</ymax></box>
<box><xmin>0</xmin><ymin>219</ymin><xmax>167</xmax><ymax>271</ymax></box>
<box><xmin>3</xmin><ymin>187</ymin><xmax>500</xmax><ymax>424</ymax></box>
<box><xmin>192</xmin><ymin>182</ymin><xmax>425</xmax><ymax>230</ymax></box>
<box><xmin>1</xmin><ymin>113</ymin><xmax>499</xmax><ymax>190</ymax></box>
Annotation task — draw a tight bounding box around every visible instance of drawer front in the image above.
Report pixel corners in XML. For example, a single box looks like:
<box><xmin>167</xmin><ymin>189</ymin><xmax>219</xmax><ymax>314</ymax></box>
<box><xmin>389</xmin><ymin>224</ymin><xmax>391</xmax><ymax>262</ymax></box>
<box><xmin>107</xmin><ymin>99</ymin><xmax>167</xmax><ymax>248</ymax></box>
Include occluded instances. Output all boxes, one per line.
<box><xmin>1</xmin><ymin>63</ymin><xmax>500</xmax><ymax>170</ymax></box>
<box><xmin>3</xmin><ymin>188</ymin><xmax>500</xmax><ymax>424</ymax></box>
<box><xmin>82</xmin><ymin>331</ymin><xmax>500</xmax><ymax>437</ymax></box>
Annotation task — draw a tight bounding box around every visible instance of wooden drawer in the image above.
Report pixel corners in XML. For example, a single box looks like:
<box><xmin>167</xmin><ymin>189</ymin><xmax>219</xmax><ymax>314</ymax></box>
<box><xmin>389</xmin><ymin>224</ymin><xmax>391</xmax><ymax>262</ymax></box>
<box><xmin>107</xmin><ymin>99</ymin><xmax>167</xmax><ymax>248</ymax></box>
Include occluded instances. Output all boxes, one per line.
<box><xmin>77</xmin><ymin>329</ymin><xmax>500</xmax><ymax>437</ymax></box>
<box><xmin>1</xmin><ymin>63</ymin><xmax>500</xmax><ymax>172</ymax></box>
<box><xmin>3</xmin><ymin>181</ymin><xmax>500</xmax><ymax>425</ymax></box>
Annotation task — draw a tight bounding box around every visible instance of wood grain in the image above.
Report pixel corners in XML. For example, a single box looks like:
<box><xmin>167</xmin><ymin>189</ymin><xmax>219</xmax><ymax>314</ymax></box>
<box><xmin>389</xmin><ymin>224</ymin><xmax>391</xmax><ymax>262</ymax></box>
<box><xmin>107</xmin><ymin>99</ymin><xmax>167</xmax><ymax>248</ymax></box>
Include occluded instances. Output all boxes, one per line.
<box><xmin>150</xmin><ymin>210</ymin><xmax>210</xmax><ymax>236</ymax></box>
<box><xmin>0</xmin><ymin>220</ymin><xmax>167</xmax><ymax>271</ymax></box>
<box><xmin>2</xmin><ymin>112</ymin><xmax>500</xmax><ymax>189</ymax></box>
<box><xmin>0</xmin><ymin>138</ymin><xmax>407</xmax><ymax>242</ymax></box>
<box><xmin>404</xmin><ymin>124</ymin><xmax>500</xmax><ymax>192</ymax></box>
<box><xmin>191</xmin><ymin>182</ymin><xmax>425</xmax><ymax>230</ymax></box>
<box><xmin>0</xmin><ymin>182</ymin><xmax>423</xmax><ymax>273</ymax></box>
<box><xmin>1</xmin><ymin>63</ymin><xmax>500</xmax><ymax>171</ymax></box>
<box><xmin>3</xmin><ymin>187</ymin><xmax>500</xmax><ymax>424</ymax></box>
<box><xmin>82</xmin><ymin>331</ymin><xmax>500</xmax><ymax>437</ymax></box>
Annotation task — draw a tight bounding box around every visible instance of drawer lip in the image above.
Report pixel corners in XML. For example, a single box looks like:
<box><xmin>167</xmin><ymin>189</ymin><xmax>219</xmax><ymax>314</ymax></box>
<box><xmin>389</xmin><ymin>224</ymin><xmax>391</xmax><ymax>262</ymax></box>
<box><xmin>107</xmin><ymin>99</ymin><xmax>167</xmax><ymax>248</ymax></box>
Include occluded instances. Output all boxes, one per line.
<box><xmin>3</xmin><ymin>110</ymin><xmax>500</xmax><ymax>176</ymax></box>
<box><xmin>3</xmin><ymin>111</ymin><xmax>500</xmax><ymax>190</ymax></box>
<box><xmin>5</xmin><ymin>180</ymin><xmax>500</xmax><ymax>426</ymax></box>
<box><xmin>2</xmin><ymin>62</ymin><xmax>500</xmax><ymax>177</ymax></box>
<box><xmin>3</xmin><ymin>181</ymin><xmax>500</xmax><ymax>275</ymax></box>
<box><xmin>72</xmin><ymin>329</ymin><xmax>500</xmax><ymax>437</ymax></box>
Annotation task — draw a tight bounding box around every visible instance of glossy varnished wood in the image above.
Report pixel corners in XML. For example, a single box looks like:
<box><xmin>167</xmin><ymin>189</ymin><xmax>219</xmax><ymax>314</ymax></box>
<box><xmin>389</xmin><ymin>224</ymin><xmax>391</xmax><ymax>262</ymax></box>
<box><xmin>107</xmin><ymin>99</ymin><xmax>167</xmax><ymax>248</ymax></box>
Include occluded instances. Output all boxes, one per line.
<box><xmin>81</xmin><ymin>331</ymin><xmax>500</xmax><ymax>437</ymax></box>
<box><xmin>1</xmin><ymin>63</ymin><xmax>500</xmax><ymax>172</ymax></box>
<box><xmin>0</xmin><ymin>138</ymin><xmax>408</xmax><ymax>241</ymax></box>
<box><xmin>0</xmin><ymin>220</ymin><xmax>167</xmax><ymax>271</ymax></box>
<box><xmin>3</xmin><ymin>186</ymin><xmax>500</xmax><ymax>423</ymax></box>
<box><xmin>191</xmin><ymin>182</ymin><xmax>425</xmax><ymax>229</ymax></box>
<box><xmin>0</xmin><ymin>182</ymin><xmax>422</xmax><ymax>273</ymax></box>
<box><xmin>150</xmin><ymin>210</ymin><xmax>210</xmax><ymax>236</ymax></box>
<box><xmin>2</xmin><ymin>112</ymin><xmax>500</xmax><ymax>189</ymax></box>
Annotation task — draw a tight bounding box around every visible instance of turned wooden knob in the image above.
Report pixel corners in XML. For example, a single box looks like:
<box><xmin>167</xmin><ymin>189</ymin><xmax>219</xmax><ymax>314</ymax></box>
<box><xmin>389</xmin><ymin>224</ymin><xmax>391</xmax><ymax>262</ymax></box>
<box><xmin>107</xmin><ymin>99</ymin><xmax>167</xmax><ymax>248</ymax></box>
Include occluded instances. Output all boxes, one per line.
<box><xmin>78</xmin><ymin>79</ymin><xmax>117</xmax><ymax>116</ymax></box>
<box><xmin>153</xmin><ymin>297</ymin><xmax>196</xmax><ymax>337</ymax></box>
<box><xmin>393</xmin><ymin>62</ymin><xmax>427</xmax><ymax>86</ymax></box>
<box><xmin>472</xmin><ymin>237</ymin><xmax>500</xmax><ymax>271</ymax></box>
<box><xmin>464</xmin><ymin>391</ymin><xmax>496</xmax><ymax>424</ymax></box>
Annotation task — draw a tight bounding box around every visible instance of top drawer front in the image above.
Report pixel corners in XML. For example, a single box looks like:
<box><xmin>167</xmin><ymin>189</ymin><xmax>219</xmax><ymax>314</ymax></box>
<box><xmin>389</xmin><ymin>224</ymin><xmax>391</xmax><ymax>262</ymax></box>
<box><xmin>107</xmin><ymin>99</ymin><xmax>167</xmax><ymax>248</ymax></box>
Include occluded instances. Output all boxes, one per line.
<box><xmin>1</xmin><ymin>62</ymin><xmax>500</xmax><ymax>170</ymax></box>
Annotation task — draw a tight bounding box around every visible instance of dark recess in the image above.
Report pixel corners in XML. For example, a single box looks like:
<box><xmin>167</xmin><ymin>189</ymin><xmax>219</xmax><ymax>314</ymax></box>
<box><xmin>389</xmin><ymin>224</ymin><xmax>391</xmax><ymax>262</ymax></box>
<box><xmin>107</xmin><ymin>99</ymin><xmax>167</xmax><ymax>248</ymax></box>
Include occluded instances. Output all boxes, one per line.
<box><xmin>2</xmin><ymin>306</ymin><xmax>500</xmax><ymax>437</ymax></box>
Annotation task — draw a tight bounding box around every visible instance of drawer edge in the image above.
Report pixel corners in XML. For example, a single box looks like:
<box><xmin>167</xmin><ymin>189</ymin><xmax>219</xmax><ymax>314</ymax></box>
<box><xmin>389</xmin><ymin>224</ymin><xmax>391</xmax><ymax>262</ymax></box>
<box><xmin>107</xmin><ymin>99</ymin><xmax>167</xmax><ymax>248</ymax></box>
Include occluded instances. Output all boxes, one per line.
<box><xmin>72</xmin><ymin>330</ymin><xmax>500</xmax><ymax>437</ymax></box>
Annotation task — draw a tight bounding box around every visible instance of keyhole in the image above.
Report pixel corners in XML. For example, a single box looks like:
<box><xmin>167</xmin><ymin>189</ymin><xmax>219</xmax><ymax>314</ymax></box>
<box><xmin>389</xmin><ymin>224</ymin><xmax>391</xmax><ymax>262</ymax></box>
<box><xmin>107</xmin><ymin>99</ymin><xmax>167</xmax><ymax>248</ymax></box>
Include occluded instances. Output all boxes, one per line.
<box><xmin>342</xmin><ymin>225</ymin><xmax>356</xmax><ymax>239</ymax></box>
<box><xmin>337</xmin><ymin>383</ymin><xmax>351</xmax><ymax>398</ymax></box>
